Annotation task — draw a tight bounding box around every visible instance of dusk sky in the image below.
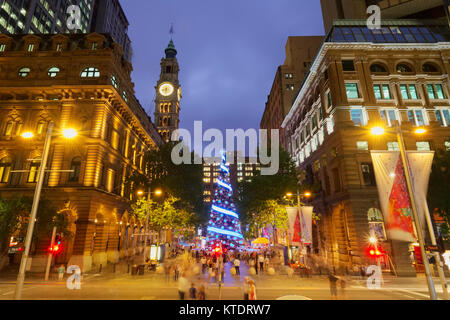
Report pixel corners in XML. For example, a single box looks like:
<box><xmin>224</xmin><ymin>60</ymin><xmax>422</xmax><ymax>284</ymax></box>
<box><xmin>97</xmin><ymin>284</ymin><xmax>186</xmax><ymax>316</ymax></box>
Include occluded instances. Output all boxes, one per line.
<box><xmin>121</xmin><ymin>0</ymin><xmax>325</xmax><ymax>151</ymax></box>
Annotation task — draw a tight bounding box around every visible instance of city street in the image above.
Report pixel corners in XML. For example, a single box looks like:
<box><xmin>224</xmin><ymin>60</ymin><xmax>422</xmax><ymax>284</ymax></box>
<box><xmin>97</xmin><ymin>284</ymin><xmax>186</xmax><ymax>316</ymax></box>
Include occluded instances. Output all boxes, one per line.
<box><xmin>0</xmin><ymin>261</ymin><xmax>448</xmax><ymax>300</ymax></box>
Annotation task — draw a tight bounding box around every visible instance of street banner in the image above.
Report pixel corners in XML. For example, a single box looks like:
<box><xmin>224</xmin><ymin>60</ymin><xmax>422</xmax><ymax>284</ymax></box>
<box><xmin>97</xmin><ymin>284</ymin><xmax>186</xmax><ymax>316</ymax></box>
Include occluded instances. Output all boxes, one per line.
<box><xmin>286</xmin><ymin>207</ymin><xmax>302</xmax><ymax>245</ymax></box>
<box><xmin>300</xmin><ymin>206</ymin><xmax>313</xmax><ymax>244</ymax></box>
<box><xmin>370</xmin><ymin>151</ymin><xmax>434</xmax><ymax>242</ymax></box>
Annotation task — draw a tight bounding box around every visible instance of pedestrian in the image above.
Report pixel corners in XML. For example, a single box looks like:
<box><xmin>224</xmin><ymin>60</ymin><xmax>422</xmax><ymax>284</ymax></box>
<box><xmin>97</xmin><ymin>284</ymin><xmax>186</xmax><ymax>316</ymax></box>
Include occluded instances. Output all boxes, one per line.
<box><xmin>249</xmin><ymin>258</ymin><xmax>256</xmax><ymax>274</ymax></box>
<box><xmin>173</xmin><ymin>264</ymin><xmax>179</xmax><ymax>281</ymax></box>
<box><xmin>58</xmin><ymin>264</ymin><xmax>65</xmax><ymax>281</ymax></box>
<box><xmin>201</xmin><ymin>256</ymin><xmax>207</xmax><ymax>274</ymax></box>
<box><xmin>328</xmin><ymin>271</ymin><xmax>339</xmax><ymax>300</ymax></box>
<box><xmin>243</xmin><ymin>276</ymin><xmax>250</xmax><ymax>300</ymax></box>
<box><xmin>164</xmin><ymin>262</ymin><xmax>171</xmax><ymax>283</ymax></box>
<box><xmin>340</xmin><ymin>276</ymin><xmax>348</xmax><ymax>300</ymax></box>
<box><xmin>189</xmin><ymin>283</ymin><xmax>197</xmax><ymax>300</ymax></box>
<box><xmin>198</xmin><ymin>285</ymin><xmax>206</xmax><ymax>300</ymax></box>
<box><xmin>234</xmin><ymin>257</ymin><xmax>241</xmax><ymax>276</ymax></box>
<box><xmin>360</xmin><ymin>265</ymin><xmax>366</xmax><ymax>279</ymax></box>
<box><xmin>264</xmin><ymin>255</ymin><xmax>270</xmax><ymax>270</ymax></box>
<box><xmin>248</xmin><ymin>280</ymin><xmax>257</xmax><ymax>300</ymax></box>
<box><xmin>178</xmin><ymin>273</ymin><xmax>190</xmax><ymax>300</ymax></box>
<box><xmin>258</xmin><ymin>254</ymin><xmax>264</xmax><ymax>273</ymax></box>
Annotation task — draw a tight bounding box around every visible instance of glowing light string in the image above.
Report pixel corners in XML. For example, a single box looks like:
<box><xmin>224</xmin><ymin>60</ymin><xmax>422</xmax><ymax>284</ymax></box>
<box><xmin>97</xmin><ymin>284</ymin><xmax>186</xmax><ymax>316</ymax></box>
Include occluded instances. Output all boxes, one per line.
<box><xmin>207</xmin><ymin>227</ymin><xmax>243</xmax><ymax>239</ymax></box>
<box><xmin>220</xmin><ymin>164</ymin><xmax>229</xmax><ymax>173</ymax></box>
<box><xmin>217</xmin><ymin>179</ymin><xmax>232</xmax><ymax>191</ymax></box>
<box><xmin>212</xmin><ymin>205</ymin><xmax>239</xmax><ymax>218</ymax></box>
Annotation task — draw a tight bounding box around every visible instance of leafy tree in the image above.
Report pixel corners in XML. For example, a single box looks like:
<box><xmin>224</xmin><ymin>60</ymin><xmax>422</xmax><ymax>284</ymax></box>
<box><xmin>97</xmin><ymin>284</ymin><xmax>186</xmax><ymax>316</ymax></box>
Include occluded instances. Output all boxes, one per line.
<box><xmin>0</xmin><ymin>196</ymin><xmax>71</xmax><ymax>268</ymax></box>
<box><xmin>131</xmin><ymin>196</ymin><xmax>197</xmax><ymax>246</ymax></box>
<box><xmin>428</xmin><ymin>147</ymin><xmax>450</xmax><ymax>238</ymax></box>
<box><xmin>244</xmin><ymin>200</ymin><xmax>288</xmax><ymax>240</ymax></box>
<box><xmin>126</xmin><ymin>141</ymin><xmax>206</xmax><ymax>224</ymax></box>
<box><xmin>236</xmin><ymin>148</ymin><xmax>297</xmax><ymax>230</ymax></box>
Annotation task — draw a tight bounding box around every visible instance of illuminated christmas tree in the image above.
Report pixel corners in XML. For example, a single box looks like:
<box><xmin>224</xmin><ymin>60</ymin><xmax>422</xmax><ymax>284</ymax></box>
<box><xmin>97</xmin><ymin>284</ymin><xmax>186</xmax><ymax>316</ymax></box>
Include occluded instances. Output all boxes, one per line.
<box><xmin>206</xmin><ymin>152</ymin><xmax>244</xmax><ymax>250</ymax></box>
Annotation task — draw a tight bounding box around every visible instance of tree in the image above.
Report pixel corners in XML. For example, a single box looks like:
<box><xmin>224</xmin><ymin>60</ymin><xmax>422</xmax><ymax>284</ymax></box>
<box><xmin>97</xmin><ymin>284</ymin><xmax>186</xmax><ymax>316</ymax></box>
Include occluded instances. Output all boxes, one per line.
<box><xmin>130</xmin><ymin>196</ymin><xmax>197</xmax><ymax>247</ymax></box>
<box><xmin>236</xmin><ymin>147</ymin><xmax>298</xmax><ymax>237</ymax></box>
<box><xmin>428</xmin><ymin>147</ymin><xmax>450</xmax><ymax>238</ymax></box>
<box><xmin>126</xmin><ymin>141</ymin><xmax>206</xmax><ymax>224</ymax></box>
<box><xmin>206</xmin><ymin>153</ymin><xmax>243</xmax><ymax>249</ymax></box>
<box><xmin>244</xmin><ymin>200</ymin><xmax>288</xmax><ymax>240</ymax></box>
<box><xmin>0</xmin><ymin>196</ymin><xmax>71</xmax><ymax>269</ymax></box>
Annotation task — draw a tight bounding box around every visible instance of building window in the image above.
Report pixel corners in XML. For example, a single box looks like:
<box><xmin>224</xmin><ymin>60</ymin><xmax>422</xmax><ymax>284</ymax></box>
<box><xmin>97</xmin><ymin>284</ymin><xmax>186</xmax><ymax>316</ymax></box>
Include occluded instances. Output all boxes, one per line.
<box><xmin>350</xmin><ymin>108</ymin><xmax>367</xmax><ymax>126</ymax></box>
<box><xmin>399</xmin><ymin>84</ymin><xmax>419</xmax><ymax>100</ymax></box>
<box><xmin>91</xmin><ymin>42</ymin><xmax>98</xmax><ymax>50</ymax></box>
<box><xmin>327</xmin><ymin>115</ymin><xmax>334</xmax><ymax>134</ymax></box>
<box><xmin>368</xmin><ymin>208</ymin><xmax>386</xmax><ymax>240</ymax></box>
<box><xmin>435</xmin><ymin>109</ymin><xmax>450</xmax><ymax>127</ymax></box>
<box><xmin>27</xmin><ymin>44</ymin><xmax>34</xmax><ymax>52</ymax></box>
<box><xmin>285</xmin><ymin>73</ymin><xmax>293</xmax><ymax>79</ymax></box>
<box><xmin>379</xmin><ymin>109</ymin><xmax>399</xmax><ymax>127</ymax></box>
<box><xmin>407</xmin><ymin>109</ymin><xmax>428</xmax><ymax>126</ymax></box>
<box><xmin>345</xmin><ymin>83</ymin><xmax>360</xmax><ymax>99</ymax></box>
<box><xmin>18</xmin><ymin>67</ymin><xmax>30</xmax><ymax>77</ymax></box>
<box><xmin>445</xmin><ymin>141</ymin><xmax>450</xmax><ymax>151</ymax></box>
<box><xmin>68</xmin><ymin>157</ymin><xmax>81</xmax><ymax>182</ymax></box>
<box><xmin>56</xmin><ymin>43</ymin><xmax>62</xmax><ymax>52</ymax></box>
<box><xmin>286</xmin><ymin>84</ymin><xmax>295</xmax><ymax>91</ymax></box>
<box><xmin>427</xmin><ymin>84</ymin><xmax>445</xmax><ymax>100</ymax></box>
<box><xmin>0</xmin><ymin>44</ymin><xmax>6</xmax><ymax>52</ymax></box>
<box><xmin>416</xmin><ymin>141</ymin><xmax>431</xmax><ymax>151</ymax></box>
<box><xmin>47</xmin><ymin>67</ymin><xmax>60</xmax><ymax>77</ymax></box>
<box><xmin>327</xmin><ymin>92</ymin><xmax>333</xmax><ymax>109</ymax></box>
<box><xmin>36</xmin><ymin>121</ymin><xmax>46</xmax><ymax>135</ymax></box>
<box><xmin>422</xmin><ymin>63</ymin><xmax>439</xmax><ymax>73</ymax></box>
<box><xmin>357</xmin><ymin>141</ymin><xmax>369</xmax><ymax>151</ymax></box>
<box><xmin>396</xmin><ymin>63</ymin><xmax>412</xmax><ymax>73</ymax></box>
<box><xmin>370</xmin><ymin>64</ymin><xmax>387</xmax><ymax>73</ymax></box>
<box><xmin>342</xmin><ymin>60</ymin><xmax>355</xmax><ymax>72</ymax></box>
<box><xmin>4</xmin><ymin>121</ymin><xmax>14</xmax><ymax>136</ymax></box>
<box><xmin>361</xmin><ymin>163</ymin><xmax>376</xmax><ymax>186</ymax></box>
<box><xmin>111</xmin><ymin>130</ymin><xmax>120</xmax><ymax>150</ymax></box>
<box><xmin>0</xmin><ymin>157</ymin><xmax>12</xmax><ymax>183</ymax></box>
<box><xmin>27</xmin><ymin>160</ymin><xmax>40</xmax><ymax>183</ymax></box>
<box><xmin>122</xmin><ymin>91</ymin><xmax>128</xmax><ymax>102</ymax></box>
<box><xmin>373</xmin><ymin>84</ymin><xmax>391</xmax><ymax>100</ymax></box>
<box><xmin>387</xmin><ymin>142</ymin><xmax>400</xmax><ymax>151</ymax></box>
<box><xmin>81</xmin><ymin>67</ymin><xmax>100</xmax><ymax>78</ymax></box>
<box><xmin>111</xmin><ymin>75</ymin><xmax>118</xmax><ymax>89</ymax></box>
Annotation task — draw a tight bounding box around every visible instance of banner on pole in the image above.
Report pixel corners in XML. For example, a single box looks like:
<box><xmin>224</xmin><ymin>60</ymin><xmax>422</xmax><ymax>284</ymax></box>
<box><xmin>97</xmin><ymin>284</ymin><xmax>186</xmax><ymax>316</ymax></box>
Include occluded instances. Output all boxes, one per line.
<box><xmin>300</xmin><ymin>206</ymin><xmax>313</xmax><ymax>244</ymax></box>
<box><xmin>286</xmin><ymin>207</ymin><xmax>301</xmax><ymax>246</ymax></box>
<box><xmin>370</xmin><ymin>151</ymin><xmax>434</xmax><ymax>242</ymax></box>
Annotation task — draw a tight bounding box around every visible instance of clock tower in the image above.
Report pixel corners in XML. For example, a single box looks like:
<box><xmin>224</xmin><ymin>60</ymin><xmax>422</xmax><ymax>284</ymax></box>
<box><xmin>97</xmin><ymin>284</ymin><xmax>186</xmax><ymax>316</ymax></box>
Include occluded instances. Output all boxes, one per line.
<box><xmin>154</xmin><ymin>39</ymin><xmax>182</xmax><ymax>143</ymax></box>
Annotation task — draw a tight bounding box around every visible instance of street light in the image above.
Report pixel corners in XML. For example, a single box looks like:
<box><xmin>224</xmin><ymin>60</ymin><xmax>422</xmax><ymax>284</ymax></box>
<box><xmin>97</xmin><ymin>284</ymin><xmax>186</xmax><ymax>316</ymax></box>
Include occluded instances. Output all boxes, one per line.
<box><xmin>14</xmin><ymin>124</ymin><xmax>78</xmax><ymax>300</ymax></box>
<box><xmin>137</xmin><ymin>187</ymin><xmax>163</xmax><ymax>265</ymax></box>
<box><xmin>370</xmin><ymin>123</ymin><xmax>448</xmax><ymax>300</ymax></box>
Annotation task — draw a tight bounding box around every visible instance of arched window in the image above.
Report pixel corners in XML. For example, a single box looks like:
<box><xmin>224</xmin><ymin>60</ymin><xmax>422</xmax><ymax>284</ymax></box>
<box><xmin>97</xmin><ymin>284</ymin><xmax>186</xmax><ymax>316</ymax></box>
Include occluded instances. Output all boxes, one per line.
<box><xmin>48</xmin><ymin>67</ymin><xmax>60</xmax><ymax>77</ymax></box>
<box><xmin>18</xmin><ymin>67</ymin><xmax>30</xmax><ymax>77</ymax></box>
<box><xmin>370</xmin><ymin>64</ymin><xmax>387</xmax><ymax>73</ymax></box>
<box><xmin>422</xmin><ymin>63</ymin><xmax>439</xmax><ymax>73</ymax></box>
<box><xmin>69</xmin><ymin>157</ymin><xmax>82</xmax><ymax>182</ymax></box>
<box><xmin>4</xmin><ymin>121</ymin><xmax>14</xmax><ymax>136</ymax></box>
<box><xmin>14</xmin><ymin>122</ymin><xmax>23</xmax><ymax>136</ymax></box>
<box><xmin>81</xmin><ymin>67</ymin><xmax>100</xmax><ymax>78</ymax></box>
<box><xmin>27</xmin><ymin>159</ymin><xmax>41</xmax><ymax>183</ymax></box>
<box><xmin>396</xmin><ymin>63</ymin><xmax>412</xmax><ymax>73</ymax></box>
<box><xmin>111</xmin><ymin>75</ymin><xmax>118</xmax><ymax>89</ymax></box>
<box><xmin>0</xmin><ymin>157</ymin><xmax>12</xmax><ymax>183</ymax></box>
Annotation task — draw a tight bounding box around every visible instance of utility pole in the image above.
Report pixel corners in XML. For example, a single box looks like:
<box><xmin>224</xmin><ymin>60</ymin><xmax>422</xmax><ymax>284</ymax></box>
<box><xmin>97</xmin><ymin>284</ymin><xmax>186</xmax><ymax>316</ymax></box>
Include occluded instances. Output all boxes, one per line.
<box><xmin>143</xmin><ymin>186</ymin><xmax>151</xmax><ymax>264</ymax></box>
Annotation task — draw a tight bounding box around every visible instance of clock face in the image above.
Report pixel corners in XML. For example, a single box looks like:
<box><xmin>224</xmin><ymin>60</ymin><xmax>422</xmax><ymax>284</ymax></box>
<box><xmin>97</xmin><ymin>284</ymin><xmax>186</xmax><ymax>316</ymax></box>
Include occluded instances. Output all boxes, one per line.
<box><xmin>177</xmin><ymin>87</ymin><xmax>182</xmax><ymax>100</ymax></box>
<box><xmin>159</xmin><ymin>82</ymin><xmax>174</xmax><ymax>96</ymax></box>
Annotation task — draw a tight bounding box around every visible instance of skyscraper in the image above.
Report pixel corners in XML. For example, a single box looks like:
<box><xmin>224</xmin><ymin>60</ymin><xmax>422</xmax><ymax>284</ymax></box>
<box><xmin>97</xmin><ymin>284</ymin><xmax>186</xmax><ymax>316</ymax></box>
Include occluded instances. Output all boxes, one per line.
<box><xmin>0</xmin><ymin>0</ymin><xmax>94</xmax><ymax>34</ymax></box>
<box><xmin>154</xmin><ymin>39</ymin><xmax>182</xmax><ymax>143</ymax></box>
<box><xmin>90</xmin><ymin>0</ymin><xmax>132</xmax><ymax>61</ymax></box>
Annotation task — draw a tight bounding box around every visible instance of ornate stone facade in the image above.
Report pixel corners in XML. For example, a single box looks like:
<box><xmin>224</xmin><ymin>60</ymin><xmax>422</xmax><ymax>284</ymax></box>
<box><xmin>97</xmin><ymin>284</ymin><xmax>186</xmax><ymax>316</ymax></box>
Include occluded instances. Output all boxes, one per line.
<box><xmin>0</xmin><ymin>33</ymin><xmax>163</xmax><ymax>272</ymax></box>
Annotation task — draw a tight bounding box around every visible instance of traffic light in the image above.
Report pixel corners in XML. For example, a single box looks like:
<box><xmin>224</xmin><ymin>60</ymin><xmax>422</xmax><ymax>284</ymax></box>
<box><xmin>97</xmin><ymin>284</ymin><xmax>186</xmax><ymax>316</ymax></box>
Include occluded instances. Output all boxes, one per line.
<box><xmin>49</xmin><ymin>235</ymin><xmax>63</xmax><ymax>254</ymax></box>
<box><xmin>367</xmin><ymin>245</ymin><xmax>383</xmax><ymax>258</ymax></box>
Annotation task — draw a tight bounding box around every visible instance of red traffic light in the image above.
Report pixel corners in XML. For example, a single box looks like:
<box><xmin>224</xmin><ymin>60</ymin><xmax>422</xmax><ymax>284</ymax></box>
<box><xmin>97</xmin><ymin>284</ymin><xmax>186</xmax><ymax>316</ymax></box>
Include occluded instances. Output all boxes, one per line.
<box><xmin>367</xmin><ymin>245</ymin><xmax>383</xmax><ymax>257</ymax></box>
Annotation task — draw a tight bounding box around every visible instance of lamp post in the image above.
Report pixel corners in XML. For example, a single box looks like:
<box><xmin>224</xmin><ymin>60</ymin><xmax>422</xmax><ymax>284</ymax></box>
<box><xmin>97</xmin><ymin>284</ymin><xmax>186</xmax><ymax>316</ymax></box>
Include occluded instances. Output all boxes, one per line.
<box><xmin>14</xmin><ymin>123</ymin><xmax>54</xmax><ymax>300</ymax></box>
<box><xmin>14</xmin><ymin>124</ymin><xmax>79</xmax><ymax>299</ymax></box>
<box><xmin>371</xmin><ymin>123</ymin><xmax>441</xmax><ymax>300</ymax></box>
<box><xmin>137</xmin><ymin>188</ymin><xmax>162</xmax><ymax>264</ymax></box>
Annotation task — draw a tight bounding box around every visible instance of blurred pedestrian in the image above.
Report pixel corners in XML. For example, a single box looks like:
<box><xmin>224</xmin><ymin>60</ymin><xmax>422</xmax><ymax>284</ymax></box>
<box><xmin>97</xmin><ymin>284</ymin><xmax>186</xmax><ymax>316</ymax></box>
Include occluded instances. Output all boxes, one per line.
<box><xmin>234</xmin><ymin>257</ymin><xmax>241</xmax><ymax>276</ymax></box>
<box><xmin>340</xmin><ymin>276</ymin><xmax>348</xmax><ymax>300</ymax></box>
<box><xmin>243</xmin><ymin>276</ymin><xmax>250</xmax><ymax>300</ymax></box>
<box><xmin>58</xmin><ymin>264</ymin><xmax>65</xmax><ymax>281</ymax></box>
<box><xmin>198</xmin><ymin>285</ymin><xmax>206</xmax><ymax>300</ymax></box>
<box><xmin>189</xmin><ymin>283</ymin><xmax>197</xmax><ymax>300</ymax></box>
<box><xmin>328</xmin><ymin>272</ymin><xmax>339</xmax><ymax>300</ymax></box>
<box><xmin>178</xmin><ymin>273</ymin><xmax>190</xmax><ymax>300</ymax></box>
<box><xmin>173</xmin><ymin>264</ymin><xmax>179</xmax><ymax>281</ymax></box>
<box><xmin>248</xmin><ymin>280</ymin><xmax>257</xmax><ymax>300</ymax></box>
<box><xmin>201</xmin><ymin>256</ymin><xmax>207</xmax><ymax>274</ymax></box>
<box><xmin>258</xmin><ymin>254</ymin><xmax>264</xmax><ymax>272</ymax></box>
